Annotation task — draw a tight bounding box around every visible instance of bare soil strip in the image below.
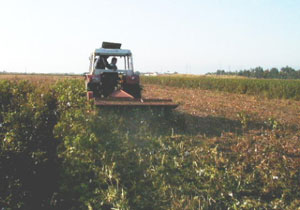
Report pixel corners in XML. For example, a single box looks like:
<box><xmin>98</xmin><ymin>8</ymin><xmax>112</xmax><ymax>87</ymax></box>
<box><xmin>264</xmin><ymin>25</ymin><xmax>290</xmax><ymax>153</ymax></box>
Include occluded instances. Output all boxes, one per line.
<box><xmin>143</xmin><ymin>84</ymin><xmax>300</xmax><ymax>129</ymax></box>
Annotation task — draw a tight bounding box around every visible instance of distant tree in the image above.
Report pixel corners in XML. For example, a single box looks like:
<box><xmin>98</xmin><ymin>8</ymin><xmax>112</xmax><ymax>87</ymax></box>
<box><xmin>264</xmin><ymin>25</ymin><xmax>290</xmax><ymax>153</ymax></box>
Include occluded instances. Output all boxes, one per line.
<box><xmin>264</xmin><ymin>69</ymin><xmax>270</xmax><ymax>78</ymax></box>
<box><xmin>280</xmin><ymin>66</ymin><xmax>295</xmax><ymax>79</ymax></box>
<box><xmin>216</xmin><ymin>70</ymin><xmax>225</xmax><ymax>75</ymax></box>
<box><xmin>297</xmin><ymin>70</ymin><xmax>300</xmax><ymax>79</ymax></box>
<box><xmin>243</xmin><ymin>70</ymin><xmax>251</xmax><ymax>77</ymax></box>
<box><xmin>269</xmin><ymin>68</ymin><xmax>279</xmax><ymax>78</ymax></box>
<box><xmin>254</xmin><ymin>67</ymin><xmax>264</xmax><ymax>78</ymax></box>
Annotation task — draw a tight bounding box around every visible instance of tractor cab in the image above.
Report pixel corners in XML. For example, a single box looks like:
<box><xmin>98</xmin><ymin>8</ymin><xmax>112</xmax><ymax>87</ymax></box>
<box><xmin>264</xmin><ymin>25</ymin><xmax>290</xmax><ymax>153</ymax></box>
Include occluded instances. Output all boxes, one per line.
<box><xmin>89</xmin><ymin>46</ymin><xmax>134</xmax><ymax>76</ymax></box>
<box><xmin>86</xmin><ymin>42</ymin><xmax>140</xmax><ymax>98</ymax></box>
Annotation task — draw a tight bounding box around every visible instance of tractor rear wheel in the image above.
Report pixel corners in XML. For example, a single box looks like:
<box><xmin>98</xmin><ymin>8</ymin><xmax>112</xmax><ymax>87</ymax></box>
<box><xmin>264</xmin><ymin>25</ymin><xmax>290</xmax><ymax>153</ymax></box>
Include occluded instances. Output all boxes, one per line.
<box><xmin>122</xmin><ymin>84</ymin><xmax>142</xmax><ymax>99</ymax></box>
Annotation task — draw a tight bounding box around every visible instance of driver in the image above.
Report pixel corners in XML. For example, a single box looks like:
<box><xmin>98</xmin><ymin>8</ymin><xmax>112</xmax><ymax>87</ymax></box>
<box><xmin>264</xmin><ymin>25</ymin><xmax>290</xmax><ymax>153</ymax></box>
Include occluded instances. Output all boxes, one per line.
<box><xmin>106</xmin><ymin>57</ymin><xmax>118</xmax><ymax>70</ymax></box>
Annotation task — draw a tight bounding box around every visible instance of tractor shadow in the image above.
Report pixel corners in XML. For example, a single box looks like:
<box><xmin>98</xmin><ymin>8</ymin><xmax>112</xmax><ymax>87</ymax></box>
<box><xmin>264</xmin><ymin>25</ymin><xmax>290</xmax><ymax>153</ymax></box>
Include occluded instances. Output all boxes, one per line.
<box><xmin>168</xmin><ymin>111</ymin><xmax>267</xmax><ymax>137</ymax></box>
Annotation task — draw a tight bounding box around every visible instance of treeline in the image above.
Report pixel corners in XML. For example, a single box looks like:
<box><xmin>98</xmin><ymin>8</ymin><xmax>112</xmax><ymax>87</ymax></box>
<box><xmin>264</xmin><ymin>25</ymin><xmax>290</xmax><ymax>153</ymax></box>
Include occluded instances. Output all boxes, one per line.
<box><xmin>209</xmin><ymin>66</ymin><xmax>300</xmax><ymax>79</ymax></box>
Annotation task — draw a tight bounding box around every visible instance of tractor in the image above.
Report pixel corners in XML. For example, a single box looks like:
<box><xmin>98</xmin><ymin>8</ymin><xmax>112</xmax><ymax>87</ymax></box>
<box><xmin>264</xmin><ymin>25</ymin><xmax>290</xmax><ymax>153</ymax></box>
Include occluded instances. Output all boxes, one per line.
<box><xmin>85</xmin><ymin>42</ymin><xmax>177</xmax><ymax>109</ymax></box>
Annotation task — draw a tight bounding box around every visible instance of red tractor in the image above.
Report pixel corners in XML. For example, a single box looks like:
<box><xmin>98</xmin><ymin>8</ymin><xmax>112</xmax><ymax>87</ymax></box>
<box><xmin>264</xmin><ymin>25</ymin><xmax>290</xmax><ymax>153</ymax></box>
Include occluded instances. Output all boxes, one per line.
<box><xmin>85</xmin><ymin>42</ymin><xmax>177</xmax><ymax>109</ymax></box>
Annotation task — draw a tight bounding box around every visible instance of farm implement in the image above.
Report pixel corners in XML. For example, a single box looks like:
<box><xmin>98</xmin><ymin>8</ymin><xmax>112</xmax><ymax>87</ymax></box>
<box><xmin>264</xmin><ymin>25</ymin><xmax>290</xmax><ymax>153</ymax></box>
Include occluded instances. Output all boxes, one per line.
<box><xmin>85</xmin><ymin>42</ymin><xmax>178</xmax><ymax>109</ymax></box>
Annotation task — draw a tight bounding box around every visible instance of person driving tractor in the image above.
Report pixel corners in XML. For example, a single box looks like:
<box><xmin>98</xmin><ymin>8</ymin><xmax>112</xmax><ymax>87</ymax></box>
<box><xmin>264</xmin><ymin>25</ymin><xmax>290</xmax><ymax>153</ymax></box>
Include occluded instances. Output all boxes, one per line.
<box><xmin>95</xmin><ymin>56</ymin><xmax>117</xmax><ymax>70</ymax></box>
<box><xmin>107</xmin><ymin>57</ymin><xmax>117</xmax><ymax>70</ymax></box>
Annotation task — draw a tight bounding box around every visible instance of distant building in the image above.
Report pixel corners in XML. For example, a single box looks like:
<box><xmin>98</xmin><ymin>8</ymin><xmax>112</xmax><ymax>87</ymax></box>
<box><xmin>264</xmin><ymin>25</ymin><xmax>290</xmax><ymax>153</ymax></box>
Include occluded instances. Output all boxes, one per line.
<box><xmin>141</xmin><ymin>71</ymin><xmax>178</xmax><ymax>76</ymax></box>
<box><xmin>142</xmin><ymin>72</ymin><xmax>158</xmax><ymax>76</ymax></box>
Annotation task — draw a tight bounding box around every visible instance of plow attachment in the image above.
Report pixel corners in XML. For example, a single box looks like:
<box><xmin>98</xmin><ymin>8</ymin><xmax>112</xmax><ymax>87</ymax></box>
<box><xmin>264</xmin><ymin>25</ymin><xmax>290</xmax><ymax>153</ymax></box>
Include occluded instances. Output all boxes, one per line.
<box><xmin>94</xmin><ymin>98</ymin><xmax>178</xmax><ymax>109</ymax></box>
<box><xmin>89</xmin><ymin>90</ymin><xmax>178</xmax><ymax>109</ymax></box>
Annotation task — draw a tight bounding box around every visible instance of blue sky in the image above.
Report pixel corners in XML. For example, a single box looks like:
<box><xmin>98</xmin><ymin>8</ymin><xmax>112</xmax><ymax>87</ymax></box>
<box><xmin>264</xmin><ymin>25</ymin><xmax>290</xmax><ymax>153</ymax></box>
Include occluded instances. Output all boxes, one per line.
<box><xmin>0</xmin><ymin>0</ymin><xmax>299</xmax><ymax>74</ymax></box>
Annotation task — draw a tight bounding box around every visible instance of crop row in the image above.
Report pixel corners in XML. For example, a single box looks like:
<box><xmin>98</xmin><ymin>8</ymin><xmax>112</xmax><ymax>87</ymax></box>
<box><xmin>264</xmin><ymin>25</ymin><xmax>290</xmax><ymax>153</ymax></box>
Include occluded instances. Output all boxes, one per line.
<box><xmin>1</xmin><ymin>79</ymin><xmax>300</xmax><ymax>209</ymax></box>
<box><xmin>142</xmin><ymin>76</ymin><xmax>300</xmax><ymax>100</ymax></box>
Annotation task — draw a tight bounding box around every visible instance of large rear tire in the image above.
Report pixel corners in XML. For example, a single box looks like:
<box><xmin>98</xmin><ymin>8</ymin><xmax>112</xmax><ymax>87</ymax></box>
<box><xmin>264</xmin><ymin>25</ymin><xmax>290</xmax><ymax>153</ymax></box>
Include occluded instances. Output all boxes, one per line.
<box><xmin>100</xmin><ymin>72</ymin><xmax>119</xmax><ymax>97</ymax></box>
<box><xmin>122</xmin><ymin>84</ymin><xmax>142</xmax><ymax>99</ymax></box>
<box><xmin>87</xmin><ymin>82</ymin><xmax>101</xmax><ymax>97</ymax></box>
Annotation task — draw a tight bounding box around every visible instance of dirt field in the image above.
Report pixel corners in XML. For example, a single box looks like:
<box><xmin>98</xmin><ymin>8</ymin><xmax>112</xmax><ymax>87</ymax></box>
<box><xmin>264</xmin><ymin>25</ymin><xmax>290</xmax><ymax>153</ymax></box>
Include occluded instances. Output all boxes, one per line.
<box><xmin>143</xmin><ymin>84</ymin><xmax>300</xmax><ymax>137</ymax></box>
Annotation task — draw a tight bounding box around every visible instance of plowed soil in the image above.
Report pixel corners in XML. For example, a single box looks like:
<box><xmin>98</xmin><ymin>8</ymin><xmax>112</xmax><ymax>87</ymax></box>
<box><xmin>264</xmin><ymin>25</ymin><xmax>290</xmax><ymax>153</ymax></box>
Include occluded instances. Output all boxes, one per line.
<box><xmin>142</xmin><ymin>84</ymin><xmax>300</xmax><ymax>135</ymax></box>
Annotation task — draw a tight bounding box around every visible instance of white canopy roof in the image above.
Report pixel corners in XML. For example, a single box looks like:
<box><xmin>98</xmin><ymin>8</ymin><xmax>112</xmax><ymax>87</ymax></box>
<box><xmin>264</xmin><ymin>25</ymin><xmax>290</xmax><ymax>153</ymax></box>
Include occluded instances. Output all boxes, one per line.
<box><xmin>94</xmin><ymin>48</ymin><xmax>132</xmax><ymax>56</ymax></box>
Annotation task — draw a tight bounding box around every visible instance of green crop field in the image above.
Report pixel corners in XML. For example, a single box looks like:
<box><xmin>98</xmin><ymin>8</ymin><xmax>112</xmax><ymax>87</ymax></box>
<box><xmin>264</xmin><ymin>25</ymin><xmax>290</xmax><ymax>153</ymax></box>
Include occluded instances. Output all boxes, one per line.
<box><xmin>1</xmin><ymin>75</ymin><xmax>300</xmax><ymax>209</ymax></box>
<box><xmin>142</xmin><ymin>75</ymin><xmax>300</xmax><ymax>100</ymax></box>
